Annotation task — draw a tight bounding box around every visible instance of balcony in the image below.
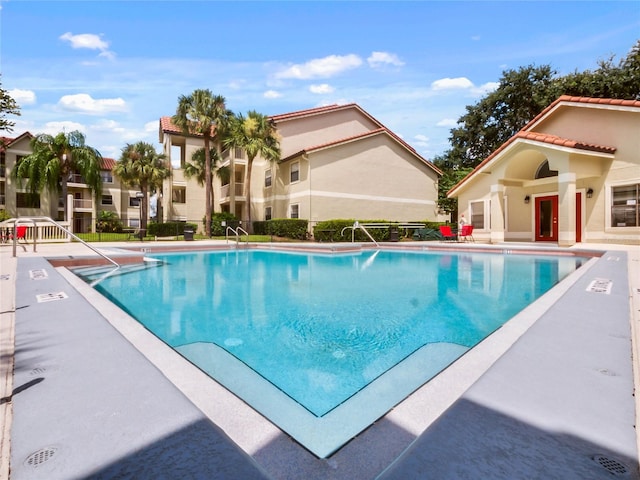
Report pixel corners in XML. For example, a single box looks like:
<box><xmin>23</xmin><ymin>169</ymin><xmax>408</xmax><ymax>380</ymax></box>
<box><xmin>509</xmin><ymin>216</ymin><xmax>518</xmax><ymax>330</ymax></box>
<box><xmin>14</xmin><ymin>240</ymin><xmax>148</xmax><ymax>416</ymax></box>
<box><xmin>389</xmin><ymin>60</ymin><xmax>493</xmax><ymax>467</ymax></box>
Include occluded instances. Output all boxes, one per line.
<box><xmin>73</xmin><ymin>198</ymin><xmax>93</xmax><ymax>211</ymax></box>
<box><xmin>220</xmin><ymin>183</ymin><xmax>244</xmax><ymax>198</ymax></box>
<box><xmin>68</xmin><ymin>174</ymin><xmax>88</xmax><ymax>186</ymax></box>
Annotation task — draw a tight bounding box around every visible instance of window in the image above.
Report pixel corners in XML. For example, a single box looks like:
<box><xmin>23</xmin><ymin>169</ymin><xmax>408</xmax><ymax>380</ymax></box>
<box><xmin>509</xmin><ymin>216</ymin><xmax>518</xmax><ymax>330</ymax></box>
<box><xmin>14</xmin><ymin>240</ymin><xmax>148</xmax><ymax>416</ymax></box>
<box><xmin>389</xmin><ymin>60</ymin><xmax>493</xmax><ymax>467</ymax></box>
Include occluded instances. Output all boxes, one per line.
<box><xmin>101</xmin><ymin>195</ymin><xmax>113</xmax><ymax>206</ymax></box>
<box><xmin>171</xmin><ymin>144</ymin><xmax>183</xmax><ymax>169</ymax></box>
<box><xmin>265</xmin><ymin>168</ymin><xmax>272</xmax><ymax>188</ymax></box>
<box><xmin>129</xmin><ymin>218</ymin><xmax>140</xmax><ymax>228</ymax></box>
<box><xmin>612</xmin><ymin>184</ymin><xmax>639</xmax><ymax>227</ymax></box>
<box><xmin>265</xmin><ymin>206</ymin><xmax>272</xmax><ymax>221</ymax></box>
<box><xmin>290</xmin><ymin>204</ymin><xmax>299</xmax><ymax>219</ymax></box>
<box><xmin>172</xmin><ymin>186</ymin><xmax>186</xmax><ymax>204</ymax></box>
<box><xmin>129</xmin><ymin>197</ymin><xmax>140</xmax><ymax>207</ymax></box>
<box><xmin>100</xmin><ymin>171</ymin><xmax>113</xmax><ymax>183</ymax></box>
<box><xmin>535</xmin><ymin>160</ymin><xmax>558</xmax><ymax>179</ymax></box>
<box><xmin>290</xmin><ymin>162</ymin><xmax>300</xmax><ymax>183</ymax></box>
<box><xmin>234</xmin><ymin>147</ymin><xmax>245</xmax><ymax>159</ymax></box>
<box><xmin>16</xmin><ymin>192</ymin><xmax>40</xmax><ymax>208</ymax></box>
<box><xmin>470</xmin><ymin>201</ymin><xmax>486</xmax><ymax>229</ymax></box>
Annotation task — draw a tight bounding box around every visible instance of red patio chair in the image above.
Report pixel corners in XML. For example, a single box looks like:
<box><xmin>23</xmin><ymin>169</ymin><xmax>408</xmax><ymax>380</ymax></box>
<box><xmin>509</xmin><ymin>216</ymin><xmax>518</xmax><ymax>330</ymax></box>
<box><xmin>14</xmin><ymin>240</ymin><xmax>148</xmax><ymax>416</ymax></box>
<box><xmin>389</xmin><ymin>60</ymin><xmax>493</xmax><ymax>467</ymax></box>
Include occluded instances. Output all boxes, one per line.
<box><xmin>439</xmin><ymin>225</ymin><xmax>457</xmax><ymax>242</ymax></box>
<box><xmin>459</xmin><ymin>224</ymin><xmax>475</xmax><ymax>242</ymax></box>
<box><xmin>15</xmin><ymin>225</ymin><xmax>28</xmax><ymax>243</ymax></box>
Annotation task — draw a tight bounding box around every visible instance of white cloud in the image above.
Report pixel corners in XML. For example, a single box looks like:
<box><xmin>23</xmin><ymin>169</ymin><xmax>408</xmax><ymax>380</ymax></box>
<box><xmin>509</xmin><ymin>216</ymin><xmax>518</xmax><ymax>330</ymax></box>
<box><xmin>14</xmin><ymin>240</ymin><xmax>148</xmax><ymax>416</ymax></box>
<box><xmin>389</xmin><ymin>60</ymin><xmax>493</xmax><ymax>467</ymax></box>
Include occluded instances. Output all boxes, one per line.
<box><xmin>413</xmin><ymin>134</ymin><xmax>429</xmax><ymax>148</ymax></box>
<box><xmin>144</xmin><ymin>120</ymin><xmax>158</xmax><ymax>133</ymax></box>
<box><xmin>309</xmin><ymin>84</ymin><xmax>334</xmax><ymax>94</ymax></box>
<box><xmin>367</xmin><ymin>51</ymin><xmax>404</xmax><ymax>68</ymax></box>
<box><xmin>431</xmin><ymin>77</ymin><xmax>474</xmax><ymax>90</ymax></box>
<box><xmin>436</xmin><ymin>118</ymin><xmax>457</xmax><ymax>127</ymax></box>
<box><xmin>58</xmin><ymin>93</ymin><xmax>127</xmax><ymax>115</ymax></box>
<box><xmin>264</xmin><ymin>90</ymin><xmax>282</xmax><ymax>99</ymax></box>
<box><xmin>474</xmin><ymin>82</ymin><xmax>499</xmax><ymax>95</ymax></box>
<box><xmin>59</xmin><ymin>32</ymin><xmax>115</xmax><ymax>60</ymax></box>
<box><xmin>41</xmin><ymin>120</ymin><xmax>86</xmax><ymax>135</ymax></box>
<box><xmin>275</xmin><ymin>54</ymin><xmax>363</xmax><ymax>80</ymax></box>
<box><xmin>8</xmin><ymin>89</ymin><xmax>36</xmax><ymax>105</ymax></box>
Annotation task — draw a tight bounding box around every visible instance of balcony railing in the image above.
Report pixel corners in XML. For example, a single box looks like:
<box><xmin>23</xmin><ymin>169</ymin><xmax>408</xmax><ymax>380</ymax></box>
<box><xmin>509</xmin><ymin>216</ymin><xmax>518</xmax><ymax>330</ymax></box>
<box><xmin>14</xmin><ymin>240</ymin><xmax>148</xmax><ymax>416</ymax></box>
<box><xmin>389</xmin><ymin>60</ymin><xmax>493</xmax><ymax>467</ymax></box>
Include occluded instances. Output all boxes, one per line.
<box><xmin>220</xmin><ymin>183</ymin><xmax>244</xmax><ymax>198</ymax></box>
<box><xmin>73</xmin><ymin>199</ymin><xmax>93</xmax><ymax>209</ymax></box>
<box><xmin>68</xmin><ymin>174</ymin><xmax>86</xmax><ymax>184</ymax></box>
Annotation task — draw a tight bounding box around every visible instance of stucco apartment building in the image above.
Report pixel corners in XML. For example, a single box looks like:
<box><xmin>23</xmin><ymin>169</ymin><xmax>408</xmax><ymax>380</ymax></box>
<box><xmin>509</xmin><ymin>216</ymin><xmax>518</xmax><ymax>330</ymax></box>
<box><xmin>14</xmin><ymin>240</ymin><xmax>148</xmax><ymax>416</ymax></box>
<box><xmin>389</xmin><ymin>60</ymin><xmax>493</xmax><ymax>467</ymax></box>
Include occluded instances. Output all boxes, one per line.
<box><xmin>1</xmin><ymin>132</ymin><xmax>144</xmax><ymax>232</ymax></box>
<box><xmin>159</xmin><ymin>103</ymin><xmax>443</xmax><ymax>230</ymax></box>
<box><xmin>449</xmin><ymin>96</ymin><xmax>640</xmax><ymax>247</ymax></box>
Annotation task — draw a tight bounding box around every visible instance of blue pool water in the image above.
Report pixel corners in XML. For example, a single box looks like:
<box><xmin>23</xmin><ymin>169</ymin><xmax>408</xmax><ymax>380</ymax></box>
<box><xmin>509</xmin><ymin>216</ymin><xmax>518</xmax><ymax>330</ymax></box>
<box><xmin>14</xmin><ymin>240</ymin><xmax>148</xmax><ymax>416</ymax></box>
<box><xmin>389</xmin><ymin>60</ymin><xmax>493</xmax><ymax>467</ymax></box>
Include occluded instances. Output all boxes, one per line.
<box><xmin>76</xmin><ymin>248</ymin><xmax>587</xmax><ymax>455</ymax></box>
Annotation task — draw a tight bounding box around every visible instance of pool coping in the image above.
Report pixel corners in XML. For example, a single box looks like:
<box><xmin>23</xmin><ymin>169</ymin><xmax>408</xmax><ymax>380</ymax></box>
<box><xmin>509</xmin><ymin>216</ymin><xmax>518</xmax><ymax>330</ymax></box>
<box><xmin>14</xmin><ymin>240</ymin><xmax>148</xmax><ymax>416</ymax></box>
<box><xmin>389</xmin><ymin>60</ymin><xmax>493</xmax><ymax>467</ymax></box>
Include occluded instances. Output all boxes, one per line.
<box><xmin>3</xmin><ymin>240</ymin><xmax>639</xmax><ymax>479</ymax></box>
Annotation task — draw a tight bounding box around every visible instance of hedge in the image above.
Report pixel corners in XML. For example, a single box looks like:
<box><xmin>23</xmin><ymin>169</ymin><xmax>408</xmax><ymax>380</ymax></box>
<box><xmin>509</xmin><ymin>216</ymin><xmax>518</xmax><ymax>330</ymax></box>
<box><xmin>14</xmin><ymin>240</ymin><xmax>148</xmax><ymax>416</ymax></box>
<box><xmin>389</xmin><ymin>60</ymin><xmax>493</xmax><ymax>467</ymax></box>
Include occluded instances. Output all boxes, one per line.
<box><xmin>254</xmin><ymin>218</ymin><xmax>309</xmax><ymax>239</ymax></box>
<box><xmin>147</xmin><ymin>222</ymin><xmax>198</xmax><ymax>237</ymax></box>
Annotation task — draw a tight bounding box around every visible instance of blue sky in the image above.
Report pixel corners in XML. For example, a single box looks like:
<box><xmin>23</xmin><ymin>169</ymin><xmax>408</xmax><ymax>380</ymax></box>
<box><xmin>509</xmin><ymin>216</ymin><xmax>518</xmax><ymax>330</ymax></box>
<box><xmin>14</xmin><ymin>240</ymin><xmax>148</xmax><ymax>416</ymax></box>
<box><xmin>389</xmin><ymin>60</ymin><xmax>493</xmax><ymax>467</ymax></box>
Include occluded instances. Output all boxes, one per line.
<box><xmin>2</xmin><ymin>1</ymin><xmax>638</xmax><ymax>160</ymax></box>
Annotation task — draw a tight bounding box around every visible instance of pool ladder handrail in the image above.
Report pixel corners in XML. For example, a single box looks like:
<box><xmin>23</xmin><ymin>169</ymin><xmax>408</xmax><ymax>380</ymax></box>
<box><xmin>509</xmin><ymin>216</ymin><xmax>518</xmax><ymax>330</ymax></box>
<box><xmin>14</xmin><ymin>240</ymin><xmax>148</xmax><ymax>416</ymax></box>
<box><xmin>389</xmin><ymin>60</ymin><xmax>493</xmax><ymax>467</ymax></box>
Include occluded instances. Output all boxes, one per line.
<box><xmin>340</xmin><ymin>221</ymin><xmax>379</xmax><ymax>247</ymax></box>
<box><xmin>5</xmin><ymin>216</ymin><xmax>120</xmax><ymax>267</ymax></box>
<box><xmin>226</xmin><ymin>226</ymin><xmax>249</xmax><ymax>247</ymax></box>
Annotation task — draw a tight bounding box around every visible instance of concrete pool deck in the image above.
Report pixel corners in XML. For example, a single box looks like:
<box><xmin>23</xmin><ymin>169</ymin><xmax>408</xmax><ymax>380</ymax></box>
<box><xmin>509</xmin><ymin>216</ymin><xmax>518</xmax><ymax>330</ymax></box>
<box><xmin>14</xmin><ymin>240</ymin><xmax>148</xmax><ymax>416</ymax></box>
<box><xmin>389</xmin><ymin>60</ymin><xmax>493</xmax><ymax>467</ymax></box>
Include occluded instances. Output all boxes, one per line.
<box><xmin>1</xmin><ymin>240</ymin><xmax>639</xmax><ymax>479</ymax></box>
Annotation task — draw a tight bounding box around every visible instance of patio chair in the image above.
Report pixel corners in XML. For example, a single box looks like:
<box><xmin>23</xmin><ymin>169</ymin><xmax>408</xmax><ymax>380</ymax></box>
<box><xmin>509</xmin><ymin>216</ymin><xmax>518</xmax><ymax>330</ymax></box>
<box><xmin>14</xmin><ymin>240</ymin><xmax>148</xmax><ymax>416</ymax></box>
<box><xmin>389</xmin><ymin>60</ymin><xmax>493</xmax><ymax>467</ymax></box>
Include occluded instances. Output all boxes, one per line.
<box><xmin>15</xmin><ymin>225</ymin><xmax>28</xmax><ymax>243</ymax></box>
<box><xmin>459</xmin><ymin>224</ymin><xmax>475</xmax><ymax>242</ymax></box>
<box><xmin>439</xmin><ymin>225</ymin><xmax>457</xmax><ymax>242</ymax></box>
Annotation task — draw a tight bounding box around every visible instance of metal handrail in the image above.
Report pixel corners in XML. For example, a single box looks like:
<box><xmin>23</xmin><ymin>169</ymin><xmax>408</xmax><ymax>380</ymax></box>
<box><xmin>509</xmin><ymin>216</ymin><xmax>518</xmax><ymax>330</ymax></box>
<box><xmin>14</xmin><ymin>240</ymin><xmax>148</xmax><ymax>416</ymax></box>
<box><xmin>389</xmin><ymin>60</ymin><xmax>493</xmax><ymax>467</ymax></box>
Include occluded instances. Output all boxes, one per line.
<box><xmin>225</xmin><ymin>226</ymin><xmax>249</xmax><ymax>246</ymax></box>
<box><xmin>5</xmin><ymin>216</ymin><xmax>120</xmax><ymax>267</ymax></box>
<box><xmin>340</xmin><ymin>221</ymin><xmax>380</xmax><ymax>247</ymax></box>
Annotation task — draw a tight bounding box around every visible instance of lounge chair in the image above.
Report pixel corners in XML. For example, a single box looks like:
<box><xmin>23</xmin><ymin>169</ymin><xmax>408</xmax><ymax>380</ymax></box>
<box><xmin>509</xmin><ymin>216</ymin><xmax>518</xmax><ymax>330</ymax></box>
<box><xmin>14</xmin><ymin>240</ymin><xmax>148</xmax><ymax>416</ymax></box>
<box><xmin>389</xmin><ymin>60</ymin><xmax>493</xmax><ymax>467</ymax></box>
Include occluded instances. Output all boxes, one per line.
<box><xmin>459</xmin><ymin>224</ymin><xmax>475</xmax><ymax>242</ymax></box>
<box><xmin>439</xmin><ymin>225</ymin><xmax>457</xmax><ymax>242</ymax></box>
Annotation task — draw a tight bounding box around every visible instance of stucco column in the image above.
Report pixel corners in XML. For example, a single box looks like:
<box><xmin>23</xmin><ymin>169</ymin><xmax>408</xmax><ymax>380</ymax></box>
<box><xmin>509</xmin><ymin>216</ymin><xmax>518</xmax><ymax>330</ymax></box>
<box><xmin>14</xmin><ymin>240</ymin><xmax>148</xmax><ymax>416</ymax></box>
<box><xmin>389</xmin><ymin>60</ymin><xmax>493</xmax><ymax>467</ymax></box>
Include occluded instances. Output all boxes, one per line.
<box><xmin>557</xmin><ymin>172</ymin><xmax>576</xmax><ymax>247</ymax></box>
<box><xmin>67</xmin><ymin>193</ymin><xmax>74</xmax><ymax>241</ymax></box>
<box><xmin>230</xmin><ymin>156</ymin><xmax>236</xmax><ymax>215</ymax></box>
<box><xmin>490</xmin><ymin>184</ymin><xmax>505</xmax><ymax>244</ymax></box>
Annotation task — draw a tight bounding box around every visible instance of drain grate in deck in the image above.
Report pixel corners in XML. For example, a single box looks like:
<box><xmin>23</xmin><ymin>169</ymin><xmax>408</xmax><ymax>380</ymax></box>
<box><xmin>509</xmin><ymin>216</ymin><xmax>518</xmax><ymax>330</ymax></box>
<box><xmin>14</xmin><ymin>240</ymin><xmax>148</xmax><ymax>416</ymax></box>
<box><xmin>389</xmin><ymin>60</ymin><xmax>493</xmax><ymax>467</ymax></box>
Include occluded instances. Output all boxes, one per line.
<box><xmin>586</xmin><ymin>278</ymin><xmax>612</xmax><ymax>294</ymax></box>
<box><xmin>36</xmin><ymin>292</ymin><xmax>68</xmax><ymax>303</ymax></box>
<box><xmin>592</xmin><ymin>454</ymin><xmax>629</xmax><ymax>476</ymax></box>
<box><xmin>25</xmin><ymin>447</ymin><xmax>58</xmax><ymax>467</ymax></box>
<box><xmin>29</xmin><ymin>269</ymin><xmax>48</xmax><ymax>280</ymax></box>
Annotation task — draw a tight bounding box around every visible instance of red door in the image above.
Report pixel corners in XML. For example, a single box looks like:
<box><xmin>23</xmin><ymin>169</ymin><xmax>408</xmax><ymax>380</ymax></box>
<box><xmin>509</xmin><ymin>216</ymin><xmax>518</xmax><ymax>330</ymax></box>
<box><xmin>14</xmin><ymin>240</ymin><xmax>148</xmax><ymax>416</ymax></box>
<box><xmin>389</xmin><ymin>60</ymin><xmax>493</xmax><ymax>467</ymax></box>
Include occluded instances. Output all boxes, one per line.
<box><xmin>535</xmin><ymin>195</ymin><xmax>558</xmax><ymax>242</ymax></box>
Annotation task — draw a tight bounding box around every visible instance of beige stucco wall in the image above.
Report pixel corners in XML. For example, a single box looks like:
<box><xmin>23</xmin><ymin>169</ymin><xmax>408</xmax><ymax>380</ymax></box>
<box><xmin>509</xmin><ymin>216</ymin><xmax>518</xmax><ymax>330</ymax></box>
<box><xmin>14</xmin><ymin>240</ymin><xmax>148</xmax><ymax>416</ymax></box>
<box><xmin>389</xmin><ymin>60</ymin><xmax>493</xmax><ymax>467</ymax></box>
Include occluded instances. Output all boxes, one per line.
<box><xmin>276</xmin><ymin>108</ymin><xmax>379</xmax><ymax>158</ymax></box>
<box><xmin>252</xmin><ymin>134</ymin><xmax>439</xmax><ymax>226</ymax></box>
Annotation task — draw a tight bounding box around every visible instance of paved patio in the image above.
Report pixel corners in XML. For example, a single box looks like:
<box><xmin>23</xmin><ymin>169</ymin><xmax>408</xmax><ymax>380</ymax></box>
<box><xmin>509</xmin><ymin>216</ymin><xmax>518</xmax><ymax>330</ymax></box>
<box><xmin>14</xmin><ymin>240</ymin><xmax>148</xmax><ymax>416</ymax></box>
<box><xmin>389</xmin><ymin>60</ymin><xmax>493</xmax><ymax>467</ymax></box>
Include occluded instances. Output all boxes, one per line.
<box><xmin>1</xmin><ymin>240</ymin><xmax>638</xmax><ymax>479</ymax></box>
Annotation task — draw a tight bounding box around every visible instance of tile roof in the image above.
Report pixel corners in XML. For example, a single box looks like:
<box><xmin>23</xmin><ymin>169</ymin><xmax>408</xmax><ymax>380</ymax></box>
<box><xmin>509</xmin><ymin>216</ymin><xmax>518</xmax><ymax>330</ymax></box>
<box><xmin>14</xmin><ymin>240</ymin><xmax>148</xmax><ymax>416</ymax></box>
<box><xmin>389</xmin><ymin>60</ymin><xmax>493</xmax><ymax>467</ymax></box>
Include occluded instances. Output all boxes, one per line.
<box><xmin>448</xmin><ymin>96</ymin><xmax>634</xmax><ymax>196</ymax></box>
<box><xmin>269</xmin><ymin>104</ymin><xmax>356</xmax><ymax>122</ymax></box>
<box><xmin>159</xmin><ymin>116</ymin><xmax>216</xmax><ymax>136</ymax></box>
<box><xmin>101</xmin><ymin>157</ymin><xmax>116</xmax><ymax>170</ymax></box>
<box><xmin>515</xmin><ymin>131</ymin><xmax>616</xmax><ymax>154</ymax></box>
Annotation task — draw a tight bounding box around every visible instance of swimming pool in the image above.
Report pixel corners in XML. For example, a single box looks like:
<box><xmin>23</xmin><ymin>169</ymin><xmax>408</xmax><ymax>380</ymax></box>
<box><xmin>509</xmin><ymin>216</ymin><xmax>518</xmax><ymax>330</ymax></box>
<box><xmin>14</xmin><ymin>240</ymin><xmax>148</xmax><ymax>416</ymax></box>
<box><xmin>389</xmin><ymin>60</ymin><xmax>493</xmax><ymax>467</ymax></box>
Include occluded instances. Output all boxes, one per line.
<box><xmin>75</xmin><ymin>248</ymin><xmax>588</xmax><ymax>457</ymax></box>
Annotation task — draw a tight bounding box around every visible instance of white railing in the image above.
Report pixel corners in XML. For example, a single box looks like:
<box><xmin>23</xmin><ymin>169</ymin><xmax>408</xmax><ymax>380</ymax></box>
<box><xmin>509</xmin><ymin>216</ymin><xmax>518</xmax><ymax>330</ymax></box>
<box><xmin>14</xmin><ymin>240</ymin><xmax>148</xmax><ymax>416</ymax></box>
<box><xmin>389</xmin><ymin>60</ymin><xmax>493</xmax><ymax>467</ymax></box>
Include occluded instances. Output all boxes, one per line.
<box><xmin>220</xmin><ymin>183</ymin><xmax>244</xmax><ymax>198</ymax></box>
<box><xmin>73</xmin><ymin>198</ymin><xmax>93</xmax><ymax>209</ymax></box>
<box><xmin>6</xmin><ymin>216</ymin><xmax>120</xmax><ymax>267</ymax></box>
<box><xmin>1</xmin><ymin>220</ymin><xmax>72</xmax><ymax>243</ymax></box>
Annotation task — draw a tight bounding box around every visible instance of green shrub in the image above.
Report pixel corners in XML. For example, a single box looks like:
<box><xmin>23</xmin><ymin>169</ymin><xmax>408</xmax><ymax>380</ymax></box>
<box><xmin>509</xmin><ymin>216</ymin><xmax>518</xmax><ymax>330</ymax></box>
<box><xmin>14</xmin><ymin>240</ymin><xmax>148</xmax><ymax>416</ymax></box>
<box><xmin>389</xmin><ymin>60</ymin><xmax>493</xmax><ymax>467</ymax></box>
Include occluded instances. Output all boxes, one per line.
<box><xmin>263</xmin><ymin>219</ymin><xmax>309</xmax><ymax>240</ymax></box>
<box><xmin>147</xmin><ymin>222</ymin><xmax>197</xmax><ymax>236</ymax></box>
<box><xmin>96</xmin><ymin>211</ymin><xmax>124</xmax><ymax>233</ymax></box>
<box><xmin>0</xmin><ymin>210</ymin><xmax>11</xmax><ymax>222</ymax></box>
<box><xmin>206</xmin><ymin>212</ymin><xmax>239</xmax><ymax>236</ymax></box>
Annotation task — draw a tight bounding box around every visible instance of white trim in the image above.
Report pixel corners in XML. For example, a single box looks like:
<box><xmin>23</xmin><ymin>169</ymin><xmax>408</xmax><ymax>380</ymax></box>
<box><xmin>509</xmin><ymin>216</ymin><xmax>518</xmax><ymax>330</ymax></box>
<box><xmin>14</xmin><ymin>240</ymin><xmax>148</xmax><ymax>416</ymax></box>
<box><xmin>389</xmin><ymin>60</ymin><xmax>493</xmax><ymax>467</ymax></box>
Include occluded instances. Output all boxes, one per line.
<box><xmin>254</xmin><ymin>189</ymin><xmax>436</xmax><ymax>206</ymax></box>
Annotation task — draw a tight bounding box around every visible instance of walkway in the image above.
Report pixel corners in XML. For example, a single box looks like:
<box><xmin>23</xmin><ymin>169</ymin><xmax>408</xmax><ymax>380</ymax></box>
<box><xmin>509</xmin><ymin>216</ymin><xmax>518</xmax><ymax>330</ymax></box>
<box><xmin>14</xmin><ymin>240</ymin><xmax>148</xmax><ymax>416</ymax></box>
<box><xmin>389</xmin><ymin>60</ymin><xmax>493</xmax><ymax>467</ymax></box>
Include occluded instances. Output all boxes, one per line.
<box><xmin>1</xmin><ymin>240</ymin><xmax>638</xmax><ymax>479</ymax></box>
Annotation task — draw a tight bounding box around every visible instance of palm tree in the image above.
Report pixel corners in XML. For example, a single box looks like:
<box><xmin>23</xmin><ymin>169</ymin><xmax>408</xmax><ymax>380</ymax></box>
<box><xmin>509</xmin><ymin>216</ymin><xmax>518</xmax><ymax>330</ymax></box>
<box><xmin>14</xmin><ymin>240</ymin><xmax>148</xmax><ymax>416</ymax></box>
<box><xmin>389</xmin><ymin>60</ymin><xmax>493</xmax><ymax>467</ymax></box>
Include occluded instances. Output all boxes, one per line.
<box><xmin>224</xmin><ymin>111</ymin><xmax>280</xmax><ymax>231</ymax></box>
<box><xmin>172</xmin><ymin>90</ymin><xmax>230</xmax><ymax>237</ymax></box>
<box><xmin>183</xmin><ymin>147</ymin><xmax>229</xmax><ymax>219</ymax></box>
<box><xmin>113</xmin><ymin>141</ymin><xmax>170</xmax><ymax>232</ymax></box>
<box><xmin>12</xmin><ymin>130</ymin><xmax>103</xmax><ymax>220</ymax></box>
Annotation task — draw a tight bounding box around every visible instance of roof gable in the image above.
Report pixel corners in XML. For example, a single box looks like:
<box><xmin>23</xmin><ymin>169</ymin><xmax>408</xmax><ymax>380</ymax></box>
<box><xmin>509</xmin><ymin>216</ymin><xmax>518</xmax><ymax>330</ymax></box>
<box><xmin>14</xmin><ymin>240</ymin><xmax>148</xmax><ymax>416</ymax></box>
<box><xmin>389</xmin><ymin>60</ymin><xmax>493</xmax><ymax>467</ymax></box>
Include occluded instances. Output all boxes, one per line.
<box><xmin>448</xmin><ymin>96</ymin><xmax>636</xmax><ymax>196</ymax></box>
